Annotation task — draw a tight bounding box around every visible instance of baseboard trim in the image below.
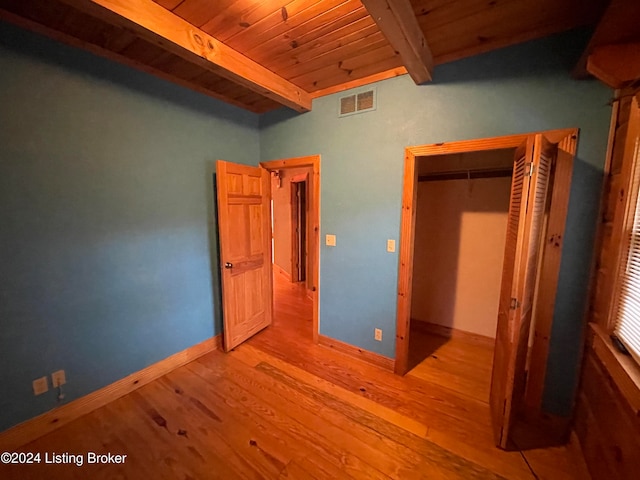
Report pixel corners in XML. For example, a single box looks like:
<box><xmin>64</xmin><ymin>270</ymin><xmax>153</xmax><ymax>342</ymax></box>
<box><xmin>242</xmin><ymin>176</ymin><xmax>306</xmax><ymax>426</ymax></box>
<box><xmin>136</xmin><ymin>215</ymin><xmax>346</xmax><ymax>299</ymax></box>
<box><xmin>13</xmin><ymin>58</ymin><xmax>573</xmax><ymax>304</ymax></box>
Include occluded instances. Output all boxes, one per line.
<box><xmin>273</xmin><ymin>263</ymin><xmax>292</xmax><ymax>282</ymax></box>
<box><xmin>0</xmin><ymin>335</ymin><xmax>221</xmax><ymax>451</ymax></box>
<box><xmin>318</xmin><ymin>335</ymin><xmax>394</xmax><ymax>371</ymax></box>
<box><xmin>410</xmin><ymin>320</ymin><xmax>495</xmax><ymax>348</ymax></box>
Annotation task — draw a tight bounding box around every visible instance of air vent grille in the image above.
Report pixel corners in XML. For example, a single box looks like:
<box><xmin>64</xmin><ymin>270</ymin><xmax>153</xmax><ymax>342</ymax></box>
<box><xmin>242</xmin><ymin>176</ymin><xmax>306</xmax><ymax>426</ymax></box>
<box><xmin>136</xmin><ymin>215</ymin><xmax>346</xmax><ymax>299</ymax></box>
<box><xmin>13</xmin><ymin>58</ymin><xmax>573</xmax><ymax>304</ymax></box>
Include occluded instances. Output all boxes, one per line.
<box><xmin>340</xmin><ymin>95</ymin><xmax>356</xmax><ymax>115</ymax></box>
<box><xmin>357</xmin><ymin>90</ymin><xmax>374</xmax><ymax>110</ymax></box>
<box><xmin>338</xmin><ymin>88</ymin><xmax>376</xmax><ymax>117</ymax></box>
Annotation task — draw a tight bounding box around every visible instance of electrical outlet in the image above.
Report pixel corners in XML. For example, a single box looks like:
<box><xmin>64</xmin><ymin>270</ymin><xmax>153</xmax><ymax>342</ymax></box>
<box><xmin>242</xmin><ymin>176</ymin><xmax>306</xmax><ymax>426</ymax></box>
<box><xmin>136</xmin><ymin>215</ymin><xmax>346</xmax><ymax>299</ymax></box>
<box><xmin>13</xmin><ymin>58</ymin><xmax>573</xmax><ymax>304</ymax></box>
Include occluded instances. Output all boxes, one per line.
<box><xmin>374</xmin><ymin>328</ymin><xmax>382</xmax><ymax>341</ymax></box>
<box><xmin>51</xmin><ymin>370</ymin><xmax>66</xmax><ymax>388</ymax></box>
<box><xmin>387</xmin><ymin>239</ymin><xmax>396</xmax><ymax>253</ymax></box>
<box><xmin>33</xmin><ymin>376</ymin><xmax>48</xmax><ymax>395</ymax></box>
<box><xmin>326</xmin><ymin>234</ymin><xmax>336</xmax><ymax>246</ymax></box>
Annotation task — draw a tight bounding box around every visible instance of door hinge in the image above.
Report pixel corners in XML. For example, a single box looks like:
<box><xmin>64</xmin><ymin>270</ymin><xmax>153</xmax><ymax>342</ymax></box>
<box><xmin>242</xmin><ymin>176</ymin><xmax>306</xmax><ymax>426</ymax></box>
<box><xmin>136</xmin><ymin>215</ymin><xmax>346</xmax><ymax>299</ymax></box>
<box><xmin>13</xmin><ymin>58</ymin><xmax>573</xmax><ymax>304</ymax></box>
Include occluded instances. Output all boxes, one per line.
<box><xmin>509</xmin><ymin>297</ymin><xmax>520</xmax><ymax>310</ymax></box>
<box><xmin>527</xmin><ymin>162</ymin><xmax>535</xmax><ymax>177</ymax></box>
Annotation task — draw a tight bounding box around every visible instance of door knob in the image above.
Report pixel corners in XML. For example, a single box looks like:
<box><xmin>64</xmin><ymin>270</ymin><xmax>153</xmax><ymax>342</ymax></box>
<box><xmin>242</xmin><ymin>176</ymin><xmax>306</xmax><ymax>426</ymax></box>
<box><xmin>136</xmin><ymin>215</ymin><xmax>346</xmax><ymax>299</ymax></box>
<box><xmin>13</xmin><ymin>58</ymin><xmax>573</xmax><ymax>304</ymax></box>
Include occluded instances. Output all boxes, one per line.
<box><xmin>224</xmin><ymin>262</ymin><xmax>233</xmax><ymax>269</ymax></box>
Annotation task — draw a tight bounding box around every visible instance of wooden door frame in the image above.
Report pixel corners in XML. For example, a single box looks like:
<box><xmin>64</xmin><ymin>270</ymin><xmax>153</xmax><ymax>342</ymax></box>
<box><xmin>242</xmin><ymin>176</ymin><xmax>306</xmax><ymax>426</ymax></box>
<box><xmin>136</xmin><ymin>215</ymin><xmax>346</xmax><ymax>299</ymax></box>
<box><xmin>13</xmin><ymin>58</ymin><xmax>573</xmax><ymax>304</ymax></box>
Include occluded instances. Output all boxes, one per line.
<box><xmin>290</xmin><ymin>173</ymin><xmax>308</xmax><ymax>283</ymax></box>
<box><xmin>261</xmin><ymin>155</ymin><xmax>321</xmax><ymax>344</ymax></box>
<box><xmin>394</xmin><ymin>129</ymin><xmax>578</xmax><ymax>414</ymax></box>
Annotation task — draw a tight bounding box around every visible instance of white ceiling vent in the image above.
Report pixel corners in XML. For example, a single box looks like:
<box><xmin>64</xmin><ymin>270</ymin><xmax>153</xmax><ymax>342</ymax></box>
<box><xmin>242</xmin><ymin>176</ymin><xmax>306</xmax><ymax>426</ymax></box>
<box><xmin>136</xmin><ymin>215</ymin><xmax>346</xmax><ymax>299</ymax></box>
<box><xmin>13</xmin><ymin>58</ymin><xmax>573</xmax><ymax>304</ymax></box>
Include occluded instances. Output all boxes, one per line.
<box><xmin>338</xmin><ymin>88</ymin><xmax>376</xmax><ymax>117</ymax></box>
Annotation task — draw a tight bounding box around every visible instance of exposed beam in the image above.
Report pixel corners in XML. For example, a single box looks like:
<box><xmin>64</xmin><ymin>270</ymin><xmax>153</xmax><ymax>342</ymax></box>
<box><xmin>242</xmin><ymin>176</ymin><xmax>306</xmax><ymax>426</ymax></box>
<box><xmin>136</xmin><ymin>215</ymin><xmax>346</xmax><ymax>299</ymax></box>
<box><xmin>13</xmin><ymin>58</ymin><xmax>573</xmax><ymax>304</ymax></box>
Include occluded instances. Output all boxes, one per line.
<box><xmin>574</xmin><ymin>0</ymin><xmax>640</xmax><ymax>79</ymax></box>
<box><xmin>0</xmin><ymin>8</ymin><xmax>268</xmax><ymax>114</ymax></box>
<box><xmin>587</xmin><ymin>43</ymin><xmax>640</xmax><ymax>89</ymax></box>
<box><xmin>57</xmin><ymin>0</ymin><xmax>312</xmax><ymax>112</ymax></box>
<box><xmin>361</xmin><ymin>0</ymin><xmax>433</xmax><ymax>84</ymax></box>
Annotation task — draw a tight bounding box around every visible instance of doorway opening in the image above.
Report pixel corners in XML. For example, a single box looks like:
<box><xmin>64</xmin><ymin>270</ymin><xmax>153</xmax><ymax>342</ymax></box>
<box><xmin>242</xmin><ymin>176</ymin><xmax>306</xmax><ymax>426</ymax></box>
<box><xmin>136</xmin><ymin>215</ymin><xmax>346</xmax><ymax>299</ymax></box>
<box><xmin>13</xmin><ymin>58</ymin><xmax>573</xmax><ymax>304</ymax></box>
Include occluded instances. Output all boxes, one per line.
<box><xmin>261</xmin><ymin>156</ymin><xmax>320</xmax><ymax>344</ymax></box>
<box><xmin>395</xmin><ymin>129</ymin><xmax>578</xmax><ymax>449</ymax></box>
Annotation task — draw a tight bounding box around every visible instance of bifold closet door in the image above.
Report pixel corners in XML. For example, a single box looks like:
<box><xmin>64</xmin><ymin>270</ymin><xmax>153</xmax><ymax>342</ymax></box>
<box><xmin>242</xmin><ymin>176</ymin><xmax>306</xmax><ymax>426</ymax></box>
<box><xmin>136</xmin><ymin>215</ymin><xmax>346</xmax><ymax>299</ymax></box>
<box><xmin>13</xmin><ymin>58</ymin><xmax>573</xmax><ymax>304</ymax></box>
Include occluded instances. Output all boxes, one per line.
<box><xmin>490</xmin><ymin>135</ymin><xmax>556</xmax><ymax>449</ymax></box>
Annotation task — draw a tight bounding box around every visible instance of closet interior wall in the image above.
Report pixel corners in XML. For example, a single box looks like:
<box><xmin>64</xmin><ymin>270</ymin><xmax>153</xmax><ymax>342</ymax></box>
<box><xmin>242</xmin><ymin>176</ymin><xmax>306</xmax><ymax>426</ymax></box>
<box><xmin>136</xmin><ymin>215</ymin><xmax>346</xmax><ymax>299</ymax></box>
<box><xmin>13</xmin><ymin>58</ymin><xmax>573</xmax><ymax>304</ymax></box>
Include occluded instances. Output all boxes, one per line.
<box><xmin>410</xmin><ymin>149</ymin><xmax>515</xmax><ymax>339</ymax></box>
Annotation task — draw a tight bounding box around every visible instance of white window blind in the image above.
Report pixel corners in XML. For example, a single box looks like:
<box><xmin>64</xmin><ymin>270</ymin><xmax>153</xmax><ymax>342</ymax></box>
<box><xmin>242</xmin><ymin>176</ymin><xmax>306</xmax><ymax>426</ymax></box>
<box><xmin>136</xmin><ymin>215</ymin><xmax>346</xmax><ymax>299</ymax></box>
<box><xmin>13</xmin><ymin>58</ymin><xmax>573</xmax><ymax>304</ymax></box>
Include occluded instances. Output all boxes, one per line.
<box><xmin>614</xmin><ymin>133</ymin><xmax>640</xmax><ymax>364</ymax></box>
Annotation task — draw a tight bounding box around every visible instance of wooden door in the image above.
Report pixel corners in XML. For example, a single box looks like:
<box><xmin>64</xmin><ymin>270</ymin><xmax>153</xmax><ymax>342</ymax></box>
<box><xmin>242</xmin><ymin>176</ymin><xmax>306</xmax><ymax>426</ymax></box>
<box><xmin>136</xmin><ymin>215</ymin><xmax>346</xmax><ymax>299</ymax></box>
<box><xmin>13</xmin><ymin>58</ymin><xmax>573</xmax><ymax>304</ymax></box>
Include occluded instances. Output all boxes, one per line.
<box><xmin>290</xmin><ymin>181</ymin><xmax>301</xmax><ymax>282</ymax></box>
<box><xmin>490</xmin><ymin>135</ymin><xmax>556</xmax><ymax>448</ymax></box>
<box><xmin>291</xmin><ymin>180</ymin><xmax>307</xmax><ymax>282</ymax></box>
<box><xmin>216</xmin><ymin>160</ymin><xmax>273</xmax><ymax>352</ymax></box>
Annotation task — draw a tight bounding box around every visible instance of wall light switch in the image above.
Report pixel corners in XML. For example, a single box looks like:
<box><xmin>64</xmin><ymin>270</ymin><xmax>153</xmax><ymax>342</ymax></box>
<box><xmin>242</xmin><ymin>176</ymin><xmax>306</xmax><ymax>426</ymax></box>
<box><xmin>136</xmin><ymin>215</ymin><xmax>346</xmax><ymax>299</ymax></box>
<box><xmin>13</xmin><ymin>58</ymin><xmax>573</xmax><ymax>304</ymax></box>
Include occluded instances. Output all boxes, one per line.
<box><xmin>51</xmin><ymin>370</ymin><xmax>66</xmax><ymax>388</ymax></box>
<box><xmin>387</xmin><ymin>239</ymin><xmax>396</xmax><ymax>253</ymax></box>
<box><xmin>33</xmin><ymin>376</ymin><xmax>48</xmax><ymax>396</ymax></box>
<box><xmin>326</xmin><ymin>234</ymin><xmax>336</xmax><ymax>246</ymax></box>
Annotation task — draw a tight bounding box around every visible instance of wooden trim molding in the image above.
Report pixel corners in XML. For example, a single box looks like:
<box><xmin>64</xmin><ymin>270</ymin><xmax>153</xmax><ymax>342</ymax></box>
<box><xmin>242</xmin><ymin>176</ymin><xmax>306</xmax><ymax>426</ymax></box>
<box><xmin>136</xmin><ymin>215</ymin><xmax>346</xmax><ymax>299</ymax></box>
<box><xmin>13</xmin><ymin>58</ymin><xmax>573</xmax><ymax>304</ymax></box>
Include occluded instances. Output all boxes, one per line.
<box><xmin>605</xmin><ymin>94</ymin><xmax>640</xmax><ymax>332</ymax></box>
<box><xmin>394</xmin><ymin>146</ymin><xmax>418</xmax><ymax>375</ymax></box>
<box><xmin>290</xmin><ymin>173</ymin><xmax>309</xmax><ymax>183</ymax></box>
<box><xmin>261</xmin><ymin>155</ymin><xmax>321</xmax><ymax>344</ymax></box>
<box><xmin>395</xmin><ymin>128</ymin><xmax>579</xmax><ymax>414</ymax></box>
<box><xmin>273</xmin><ymin>263</ymin><xmax>292</xmax><ymax>282</ymax></box>
<box><xmin>310</xmin><ymin>67</ymin><xmax>407</xmax><ymax>99</ymax></box>
<box><xmin>410</xmin><ymin>320</ymin><xmax>495</xmax><ymax>348</ymax></box>
<box><xmin>590</xmin><ymin>323</ymin><xmax>640</xmax><ymax>415</ymax></box>
<box><xmin>289</xmin><ymin>176</ymin><xmax>307</xmax><ymax>283</ymax></box>
<box><xmin>318</xmin><ymin>335</ymin><xmax>395</xmax><ymax>372</ymax></box>
<box><xmin>405</xmin><ymin>129</ymin><xmax>577</xmax><ymax>157</ymax></box>
<box><xmin>0</xmin><ymin>335</ymin><xmax>221</xmax><ymax>451</ymax></box>
<box><xmin>584</xmin><ymin>97</ymin><xmax>619</xmax><ymax>327</ymax></box>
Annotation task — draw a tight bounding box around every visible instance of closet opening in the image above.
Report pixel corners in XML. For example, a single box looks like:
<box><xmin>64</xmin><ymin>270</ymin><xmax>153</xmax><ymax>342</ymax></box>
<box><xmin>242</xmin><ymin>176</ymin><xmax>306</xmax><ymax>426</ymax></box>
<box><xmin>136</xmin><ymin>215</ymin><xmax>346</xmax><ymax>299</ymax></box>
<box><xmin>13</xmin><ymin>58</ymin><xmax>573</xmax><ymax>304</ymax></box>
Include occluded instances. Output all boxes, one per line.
<box><xmin>408</xmin><ymin>148</ymin><xmax>516</xmax><ymax>375</ymax></box>
<box><xmin>395</xmin><ymin>130</ymin><xmax>578</xmax><ymax>449</ymax></box>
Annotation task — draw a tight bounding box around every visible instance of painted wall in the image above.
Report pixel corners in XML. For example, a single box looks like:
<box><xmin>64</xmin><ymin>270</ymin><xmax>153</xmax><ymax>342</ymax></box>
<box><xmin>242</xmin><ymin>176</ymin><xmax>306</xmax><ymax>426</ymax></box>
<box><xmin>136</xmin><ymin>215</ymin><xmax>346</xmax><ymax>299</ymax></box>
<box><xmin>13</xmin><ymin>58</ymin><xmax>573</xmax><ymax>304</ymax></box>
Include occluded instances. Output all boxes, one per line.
<box><xmin>411</xmin><ymin>176</ymin><xmax>511</xmax><ymax>338</ymax></box>
<box><xmin>0</xmin><ymin>22</ymin><xmax>259</xmax><ymax>431</ymax></box>
<box><xmin>260</xmin><ymin>28</ymin><xmax>612</xmax><ymax>416</ymax></box>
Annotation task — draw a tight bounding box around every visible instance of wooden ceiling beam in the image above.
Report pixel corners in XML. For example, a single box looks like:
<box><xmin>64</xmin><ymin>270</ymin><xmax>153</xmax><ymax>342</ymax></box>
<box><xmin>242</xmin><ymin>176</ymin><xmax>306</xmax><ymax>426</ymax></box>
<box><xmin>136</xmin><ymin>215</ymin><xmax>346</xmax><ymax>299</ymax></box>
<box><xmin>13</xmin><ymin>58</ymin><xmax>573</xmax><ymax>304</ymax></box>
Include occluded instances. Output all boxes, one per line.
<box><xmin>587</xmin><ymin>43</ymin><xmax>640</xmax><ymax>89</ymax></box>
<box><xmin>57</xmin><ymin>0</ymin><xmax>312</xmax><ymax>112</ymax></box>
<box><xmin>0</xmin><ymin>7</ymin><xmax>267</xmax><ymax>113</ymax></box>
<box><xmin>574</xmin><ymin>0</ymin><xmax>640</xmax><ymax>80</ymax></box>
<box><xmin>361</xmin><ymin>0</ymin><xmax>433</xmax><ymax>84</ymax></box>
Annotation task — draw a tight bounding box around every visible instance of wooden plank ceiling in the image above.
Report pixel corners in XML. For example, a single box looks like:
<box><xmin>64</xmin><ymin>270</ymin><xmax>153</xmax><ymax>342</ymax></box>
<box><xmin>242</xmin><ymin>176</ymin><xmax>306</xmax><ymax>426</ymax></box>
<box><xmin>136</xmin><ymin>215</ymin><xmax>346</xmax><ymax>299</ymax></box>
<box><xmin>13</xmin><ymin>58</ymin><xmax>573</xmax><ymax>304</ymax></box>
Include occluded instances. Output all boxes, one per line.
<box><xmin>0</xmin><ymin>0</ymin><xmax>628</xmax><ymax>113</ymax></box>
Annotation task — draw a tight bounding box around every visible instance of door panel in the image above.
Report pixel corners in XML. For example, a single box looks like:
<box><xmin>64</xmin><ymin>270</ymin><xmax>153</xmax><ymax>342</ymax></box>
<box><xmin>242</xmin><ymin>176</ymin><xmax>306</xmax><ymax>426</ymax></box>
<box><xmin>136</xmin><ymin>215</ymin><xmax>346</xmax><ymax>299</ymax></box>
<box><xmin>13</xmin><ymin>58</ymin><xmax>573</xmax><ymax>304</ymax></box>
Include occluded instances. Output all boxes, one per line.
<box><xmin>216</xmin><ymin>160</ymin><xmax>272</xmax><ymax>352</ymax></box>
<box><xmin>490</xmin><ymin>135</ymin><xmax>556</xmax><ymax>448</ymax></box>
<box><xmin>249</xmin><ymin>204</ymin><xmax>263</xmax><ymax>255</ymax></box>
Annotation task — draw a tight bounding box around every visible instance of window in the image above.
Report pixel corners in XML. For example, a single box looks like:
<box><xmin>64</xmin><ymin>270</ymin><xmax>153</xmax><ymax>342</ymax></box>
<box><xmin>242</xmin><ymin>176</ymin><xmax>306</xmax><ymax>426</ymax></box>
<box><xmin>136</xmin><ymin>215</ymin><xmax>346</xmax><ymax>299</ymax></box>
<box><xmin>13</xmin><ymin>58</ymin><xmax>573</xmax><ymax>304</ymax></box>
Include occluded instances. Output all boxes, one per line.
<box><xmin>612</xmin><ymin>96</ymin><xmax>640</xmax><ymax>364</ymax></box>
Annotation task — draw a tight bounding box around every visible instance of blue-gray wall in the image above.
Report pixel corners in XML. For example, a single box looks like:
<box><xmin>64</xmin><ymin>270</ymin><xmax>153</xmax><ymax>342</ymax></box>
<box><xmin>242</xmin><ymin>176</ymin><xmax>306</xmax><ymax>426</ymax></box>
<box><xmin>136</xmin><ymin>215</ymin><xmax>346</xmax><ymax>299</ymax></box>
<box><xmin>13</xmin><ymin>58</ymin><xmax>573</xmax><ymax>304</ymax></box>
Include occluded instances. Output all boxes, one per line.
<box><xmin>0</xmin><ymin>22</ymin><xmax>259</xmax><ymax>431</ymax></box>
<box><xmin>260</xmin><ymin>29</ymin><xmax>612</xmax><ymax>416</ymax></box>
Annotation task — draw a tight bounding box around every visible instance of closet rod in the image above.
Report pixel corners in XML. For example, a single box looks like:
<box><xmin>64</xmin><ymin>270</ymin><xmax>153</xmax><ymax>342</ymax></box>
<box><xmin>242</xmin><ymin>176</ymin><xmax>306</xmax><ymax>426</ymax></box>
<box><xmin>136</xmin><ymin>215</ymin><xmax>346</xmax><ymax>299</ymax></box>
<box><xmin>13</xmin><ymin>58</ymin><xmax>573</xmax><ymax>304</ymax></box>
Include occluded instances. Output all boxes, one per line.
<box><xmin>418</xmin><ymin>167</ymin><xmax>512</xmax><ymax>182</ymax></box>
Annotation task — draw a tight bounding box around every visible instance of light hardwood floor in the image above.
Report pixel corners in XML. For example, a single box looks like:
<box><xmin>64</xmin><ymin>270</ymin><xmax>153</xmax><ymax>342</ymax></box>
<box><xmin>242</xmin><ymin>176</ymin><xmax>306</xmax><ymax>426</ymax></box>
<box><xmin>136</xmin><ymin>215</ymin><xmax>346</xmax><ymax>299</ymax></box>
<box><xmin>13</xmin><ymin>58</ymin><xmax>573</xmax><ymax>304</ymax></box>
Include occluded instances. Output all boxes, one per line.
<box><xmin>1</xmin><ymin>273</ymin><xmax>586</xmax><ymax>479</ymax></box>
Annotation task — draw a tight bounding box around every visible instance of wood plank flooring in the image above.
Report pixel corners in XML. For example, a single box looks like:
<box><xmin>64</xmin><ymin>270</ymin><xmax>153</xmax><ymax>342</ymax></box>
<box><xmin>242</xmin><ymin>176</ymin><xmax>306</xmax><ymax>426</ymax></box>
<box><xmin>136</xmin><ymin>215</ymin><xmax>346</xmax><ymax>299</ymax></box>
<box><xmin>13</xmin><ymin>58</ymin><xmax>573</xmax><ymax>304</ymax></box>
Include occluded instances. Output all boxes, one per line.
<box><xmin>0</xmin><ymin>274</ymin><xmax>586</xmax><ymax>479</ymax></box>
